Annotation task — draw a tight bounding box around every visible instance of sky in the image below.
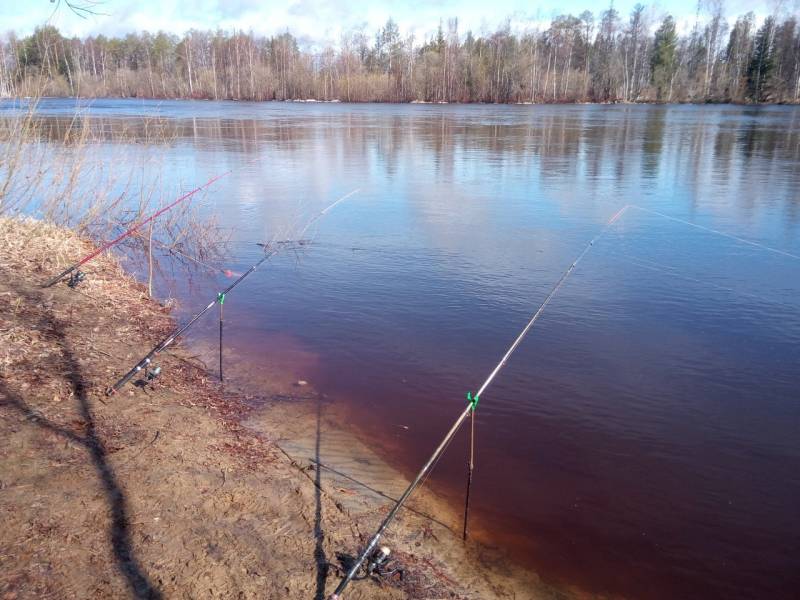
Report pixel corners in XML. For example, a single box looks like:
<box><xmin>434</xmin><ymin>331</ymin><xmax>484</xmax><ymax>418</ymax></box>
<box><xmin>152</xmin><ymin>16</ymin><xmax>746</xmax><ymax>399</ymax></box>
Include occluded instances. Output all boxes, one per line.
<box><xmin>2</xmin><ymin>0</ymin><xmax>788</xmax><ymax>49</ymax></box>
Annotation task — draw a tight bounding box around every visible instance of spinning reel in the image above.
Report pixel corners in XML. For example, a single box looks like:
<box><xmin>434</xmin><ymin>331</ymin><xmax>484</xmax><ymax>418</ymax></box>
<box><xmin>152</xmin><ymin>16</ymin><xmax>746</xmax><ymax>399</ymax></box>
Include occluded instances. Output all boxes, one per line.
<box><xmin>145</xmin><ymin>365</ymin><xmax>162</xmax><ymax>383</ymax></box>
<box><xmin>134</xmin><ymin>364</ymin><xmax>161</xmax><ymax>390</ymax></box>
<box><xmin>351</xmin><ymin>546</ymin><xmax>403</xmax><ymax>583</ymax></box>
<box><xmin>67</xmin><ymin>270</ymin><xmax>86</xmax><ymax>288</ymax></box>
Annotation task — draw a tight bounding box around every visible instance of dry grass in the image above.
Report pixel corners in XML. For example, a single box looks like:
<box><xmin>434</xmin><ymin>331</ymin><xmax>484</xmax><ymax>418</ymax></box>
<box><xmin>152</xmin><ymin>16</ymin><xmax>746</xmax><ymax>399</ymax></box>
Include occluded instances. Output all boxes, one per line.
<box><xmin>0</xmin><ymin>202</ymin><xmax>559</xmax><ymax>600</ymax></box>
<box><xmin>0</xmin><ymin>98</ymin><xmax>228</xmax><ymax>295</ymax></box>
<box><xmin>0</xmin><ymin>215</ymin><xmax>122</xmax><ymax>277</ymax></box>
<box><xmin>0</xmin><ymin>215</ymin><xmax>260</xmax><ymax>456</ymax></box>
<box><xmin>0</xmin><ymin>216</ymin><xmax>170</xmax><ymax>392</ymax></box>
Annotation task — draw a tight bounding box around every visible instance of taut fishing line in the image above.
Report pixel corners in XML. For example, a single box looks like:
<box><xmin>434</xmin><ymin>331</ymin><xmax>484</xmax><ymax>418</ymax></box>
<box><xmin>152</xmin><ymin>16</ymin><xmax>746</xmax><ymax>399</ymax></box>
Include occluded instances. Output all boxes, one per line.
<box><xmin>42</xmin><ymin>170</ymin><xmax>232</xmax><ymax>288</ymax></box>
<box><xmin>41</xmin><ymin>154</ymin><xmax>271</xmax><ymax>289</ymax></box>
<box><xmin>606</xmin><ymin>251</ymin><xmax>793</xmax><ymax>308</ymax></box>
<box><xmin>328</xmin><ymin>204</ymin><xmax>630</xmax><ymax>599</ymax></box>
<box><xmin>628</xmin><ymin>204</ymin><xmax>800</xmax><ymax>261</ymax></box>
<box><xmin>329</xmin><ymin>200</ymin><xmax>800</xmax><ymax>597</ymax></box>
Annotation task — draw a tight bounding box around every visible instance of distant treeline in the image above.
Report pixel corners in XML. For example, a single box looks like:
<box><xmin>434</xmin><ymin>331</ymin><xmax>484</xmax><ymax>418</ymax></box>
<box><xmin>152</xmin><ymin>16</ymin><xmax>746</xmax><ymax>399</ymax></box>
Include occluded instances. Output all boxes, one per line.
<box><xmin>1</xmin><ymin>7</ymin><xmax>799</xmax><ymax>104</ymax></box>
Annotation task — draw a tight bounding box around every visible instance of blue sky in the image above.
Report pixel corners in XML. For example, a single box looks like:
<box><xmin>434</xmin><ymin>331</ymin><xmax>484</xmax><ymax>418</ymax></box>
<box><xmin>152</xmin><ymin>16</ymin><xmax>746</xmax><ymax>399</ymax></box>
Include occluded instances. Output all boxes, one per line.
<box><xmin>3</xmin><ymin>0</ymin><xmax>784</xmax><ymax>48</ymax></box>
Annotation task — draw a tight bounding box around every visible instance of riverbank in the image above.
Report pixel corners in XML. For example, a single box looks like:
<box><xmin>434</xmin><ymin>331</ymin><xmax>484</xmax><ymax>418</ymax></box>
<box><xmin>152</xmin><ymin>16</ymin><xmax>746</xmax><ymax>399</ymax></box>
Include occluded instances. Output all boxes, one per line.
<box><xmin>0</xmin><ymin>216</ymin><xmax>568</xmax><ymax>599</ymax></box>
<box><xmin>5</xmin><ymin>94</ymin><xmax>796</xmax><ymax>106</ymax></box>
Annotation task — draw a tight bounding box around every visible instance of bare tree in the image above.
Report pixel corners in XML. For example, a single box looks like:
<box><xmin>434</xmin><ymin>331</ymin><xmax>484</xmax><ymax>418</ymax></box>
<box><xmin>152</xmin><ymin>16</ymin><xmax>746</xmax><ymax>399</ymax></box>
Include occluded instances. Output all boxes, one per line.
<box><xmin>7</xmin><ymin>6</ymin><xmax>800</xmax><ymax>104</ymax></box>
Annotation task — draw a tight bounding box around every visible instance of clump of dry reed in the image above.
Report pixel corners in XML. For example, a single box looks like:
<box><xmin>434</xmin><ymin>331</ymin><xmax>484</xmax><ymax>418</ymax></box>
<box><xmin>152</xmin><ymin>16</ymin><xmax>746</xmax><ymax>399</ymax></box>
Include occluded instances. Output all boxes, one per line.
<box><xmin>0</xmin><ymin>215</ymin><xmax>119</xmax><ymax>275</ymax></box>
<box><xmin>0</xmin><ymin>214</ymin><xmax>249</xmax><ymax>429</ymax></box>
<box><xmin>0</xmin><ymin>97</ymin><xmax>227</xmax><ymax>294</ymax></box>
<box><xmin>0</xmin><ymin>216</ymin><xmax>170</xmax><ymax>394</ymax></box>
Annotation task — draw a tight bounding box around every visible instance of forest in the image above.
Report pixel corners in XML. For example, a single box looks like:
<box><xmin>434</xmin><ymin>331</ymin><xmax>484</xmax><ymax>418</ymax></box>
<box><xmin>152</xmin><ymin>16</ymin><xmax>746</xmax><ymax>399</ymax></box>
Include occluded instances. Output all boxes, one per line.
<box><xmin>1</xmin><ymin>5</ymin><xmax>798</xmax><ymax>104</ymax></box>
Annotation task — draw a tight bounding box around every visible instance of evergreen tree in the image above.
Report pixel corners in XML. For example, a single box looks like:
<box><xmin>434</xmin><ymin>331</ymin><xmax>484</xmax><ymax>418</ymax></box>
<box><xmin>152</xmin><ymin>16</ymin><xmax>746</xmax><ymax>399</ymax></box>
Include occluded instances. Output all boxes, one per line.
<box><xmin>747</xmin><ymin>17</ymin><xmax>775</xmax><ymax>102</ymax></box>
<box><xmin>650</xmin><ymin>16</ymin><xmax>678</xmax><ymax>101</ymax></box>
<box><xmin>724</xmin><ymin>13</ymin><xmax>755</xmax><ymax>101</ymax></box>
<box><xmin>3</xmin><ymin>9</ymin><xmax>800</xmax><ymax>103</ymax></box>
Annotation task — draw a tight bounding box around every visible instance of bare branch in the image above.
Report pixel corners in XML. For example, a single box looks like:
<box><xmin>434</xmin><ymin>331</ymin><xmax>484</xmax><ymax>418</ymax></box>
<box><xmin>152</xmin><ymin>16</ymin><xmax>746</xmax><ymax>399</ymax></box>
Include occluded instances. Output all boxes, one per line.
<box><xmin>49</xmin><ymin>0</ymin><xmax>108</xmax><ymax>19</ymax></box>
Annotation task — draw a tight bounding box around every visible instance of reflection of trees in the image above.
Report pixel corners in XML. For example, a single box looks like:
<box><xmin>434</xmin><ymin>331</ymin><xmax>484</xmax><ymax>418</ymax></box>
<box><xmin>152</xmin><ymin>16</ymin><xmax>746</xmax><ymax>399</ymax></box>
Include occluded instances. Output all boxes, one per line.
<box><xmin>641</xmin><ymin>107</ymin><xmax>666</xmax><ymax>178</ymax></box>
<box><xmin>7</xmin><ymin>105</ymin><xmax>800</xmax><ymax>223</ymax></box>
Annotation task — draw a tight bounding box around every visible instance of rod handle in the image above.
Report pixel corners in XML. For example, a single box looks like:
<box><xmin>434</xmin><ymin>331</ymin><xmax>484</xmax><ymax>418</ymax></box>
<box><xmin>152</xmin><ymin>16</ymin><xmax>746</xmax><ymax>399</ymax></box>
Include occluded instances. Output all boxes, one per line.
<box><xmin>42</xmin><ymin>264</ymin><xmax>77</xmax><ymax>288</ymax></box>
<box><xmin>107</xmin><ymin>358</ymin><xmax>149</xmax><ymax>395</ymax></box>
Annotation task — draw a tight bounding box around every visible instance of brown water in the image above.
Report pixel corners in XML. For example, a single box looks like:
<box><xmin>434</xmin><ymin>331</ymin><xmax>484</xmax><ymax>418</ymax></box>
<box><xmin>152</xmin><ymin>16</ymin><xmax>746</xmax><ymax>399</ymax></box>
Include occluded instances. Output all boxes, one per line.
<box><xmin>5</xmin><ymin>99</ymin><xmax>800</xmax><ymax>599</ymax></box>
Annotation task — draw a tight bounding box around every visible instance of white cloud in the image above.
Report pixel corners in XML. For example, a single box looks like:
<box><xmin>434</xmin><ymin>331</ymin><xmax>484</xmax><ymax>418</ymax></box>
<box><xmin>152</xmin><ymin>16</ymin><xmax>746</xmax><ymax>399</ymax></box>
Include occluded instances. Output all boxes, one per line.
<box><xmin>2</xmin><ymin>0</ymin><xmax>784</xmax><ymax>46</ymax></box>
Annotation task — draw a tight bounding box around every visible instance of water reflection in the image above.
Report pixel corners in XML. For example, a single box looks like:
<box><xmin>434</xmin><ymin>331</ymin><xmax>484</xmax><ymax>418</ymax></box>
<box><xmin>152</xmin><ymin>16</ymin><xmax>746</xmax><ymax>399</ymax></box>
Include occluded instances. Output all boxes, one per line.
<box><xmin>4</xmin><ymin>99</ymin><xmax>800</xmax><ymax>600</ymax></box>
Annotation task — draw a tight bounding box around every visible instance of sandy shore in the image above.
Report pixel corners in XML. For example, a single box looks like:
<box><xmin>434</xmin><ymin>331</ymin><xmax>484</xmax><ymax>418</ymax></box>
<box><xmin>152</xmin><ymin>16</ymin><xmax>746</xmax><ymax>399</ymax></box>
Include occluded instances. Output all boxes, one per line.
<box><xmin>0</xmin><ymin>217</ymin><xmax>572</xmax><ymax>599</ymax></box>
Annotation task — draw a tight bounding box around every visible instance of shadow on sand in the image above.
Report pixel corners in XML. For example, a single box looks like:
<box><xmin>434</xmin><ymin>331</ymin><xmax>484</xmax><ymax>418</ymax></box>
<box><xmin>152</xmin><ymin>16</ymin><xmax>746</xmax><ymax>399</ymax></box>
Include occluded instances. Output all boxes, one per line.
<box><xmin>0</xmin><ymin>288</ymin><xmax>161</xmax><ymax>599</ymax></box>
<box><xmin>313</xmin><ymin>399</ymin><xmax>329</xmax><ymax>600</ymax></box>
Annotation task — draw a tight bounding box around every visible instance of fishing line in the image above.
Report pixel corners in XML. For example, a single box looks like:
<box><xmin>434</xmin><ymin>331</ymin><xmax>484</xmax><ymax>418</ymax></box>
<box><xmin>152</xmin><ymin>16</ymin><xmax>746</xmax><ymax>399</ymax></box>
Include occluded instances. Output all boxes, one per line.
<box><xmin>155</xmin><ymin>243</ymin><xmax>241</xmax><ymax>278</ymax></box>
<box><xmin>41</xmin><ymin>153</ymin><xmax>270</xmax><ymax>288</ymax></box>
<box><xmin>107</xmin><ymin>216</ymin><xmax>243</xmax><ymax>277</ymax></box>
<box><xmin>627</xmin><ymin>204</ymin><xmax>800</xmax><ymax>261</ymax></box>
<box><xmin>42</xmin><ymin>170</ymin><xmax>232</xmax><ymax>287</ymax></box>
<box><xmin>149</xmin><ymin>237</ymin><xmax>248</xmax><ymax>278</ymax></box>
<box><xmin>605</xmin><ymin>250</ymin><xmax>795</xmax><ymax>309</ymax></box>
<box><xmin>106</xmin><ymin>188</ymin><xmax>359</xmax><ymax>395</ymax></box>
<box><xmin>328</xmin><ymin>204</ymin><xmax>630</xmax><ymax>599</ymax></box>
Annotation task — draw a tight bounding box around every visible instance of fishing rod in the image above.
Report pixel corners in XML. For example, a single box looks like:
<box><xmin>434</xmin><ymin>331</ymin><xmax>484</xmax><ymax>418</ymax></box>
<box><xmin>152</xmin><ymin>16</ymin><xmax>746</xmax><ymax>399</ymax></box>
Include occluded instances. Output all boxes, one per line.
<box><xmin>328</xmin><ymin>204</ymin><xmax>630</xmax><ymax>599</ymax></box>
<box><xmin>42</xmin><ymin>169</ymin><xmax>234</xmax><ymax>288</ymax></box>
<box><xmin>106</xmin><ymin>247</ymin><xmax>273</xmax><ymax>394</ymax></box>
<box><xmin>106</xmin><ymin>189</ymin><xmax>359</xmax><ymax>395</ymax></box>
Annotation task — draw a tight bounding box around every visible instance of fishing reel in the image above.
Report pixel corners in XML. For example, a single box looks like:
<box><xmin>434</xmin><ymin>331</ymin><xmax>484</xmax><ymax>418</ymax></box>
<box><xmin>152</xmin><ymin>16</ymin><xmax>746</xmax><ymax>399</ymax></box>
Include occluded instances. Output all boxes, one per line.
<box><xmin>145</xmin><ymin>365</ymin><xmax>162</xmax><ymax>382</ymax></box>
<box><xmin>67</xmin><ymin>270</ymin><xmax>86</xmax><ymax>288</ymax></box>
<box><xmin>352</xmin><ymin>546</ymin><xmax>403</xmax><ymax>583</ymax></box>
<box><xmin>135</xmin><ymin>365</ymin><xmax>162</xmax><ymax>389</ymax></box>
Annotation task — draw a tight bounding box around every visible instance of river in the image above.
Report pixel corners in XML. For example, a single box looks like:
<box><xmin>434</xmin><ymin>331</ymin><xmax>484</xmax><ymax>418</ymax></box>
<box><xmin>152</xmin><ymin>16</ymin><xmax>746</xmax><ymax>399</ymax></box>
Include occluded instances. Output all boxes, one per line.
<box><xmin>3</xmin><ymin>98</ymin><xmax>799</xmax><ymax>599</ymax></box>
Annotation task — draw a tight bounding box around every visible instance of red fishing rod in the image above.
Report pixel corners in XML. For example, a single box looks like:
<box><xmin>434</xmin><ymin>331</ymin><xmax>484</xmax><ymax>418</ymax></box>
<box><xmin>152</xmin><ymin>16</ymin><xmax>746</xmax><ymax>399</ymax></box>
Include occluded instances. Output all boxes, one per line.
<box><xmin>42</xmin><ymin>169</ymin><xmax>233</xmax><ymax>288</ymax></box>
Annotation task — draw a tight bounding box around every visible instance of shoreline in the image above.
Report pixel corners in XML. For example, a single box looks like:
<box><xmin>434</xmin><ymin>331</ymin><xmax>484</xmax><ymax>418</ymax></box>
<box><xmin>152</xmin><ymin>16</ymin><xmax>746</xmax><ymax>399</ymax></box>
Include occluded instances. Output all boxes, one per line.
<box><xmin>3</xmin><ymin>95</ymin><xmax>797</xmax><ymax>107</ymax></box>
<box><xmin>0</xmin><ymin>216</ymin><xmax>571</xmax><ymax>599</ymax></box>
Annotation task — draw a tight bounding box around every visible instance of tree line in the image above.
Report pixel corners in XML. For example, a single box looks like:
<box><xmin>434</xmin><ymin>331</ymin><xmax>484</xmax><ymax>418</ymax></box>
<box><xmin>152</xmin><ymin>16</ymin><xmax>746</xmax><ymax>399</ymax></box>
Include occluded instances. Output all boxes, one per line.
<box><xmin>1</xmin><ymin>5</ymin><xmax>799</xmax><ymax>104</ymax></box>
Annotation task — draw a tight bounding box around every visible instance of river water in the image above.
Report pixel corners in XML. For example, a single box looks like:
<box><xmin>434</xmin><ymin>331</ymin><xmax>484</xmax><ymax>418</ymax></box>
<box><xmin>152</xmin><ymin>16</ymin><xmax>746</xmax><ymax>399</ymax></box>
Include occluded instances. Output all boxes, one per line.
<box><xmin>4</xmin><ymin>99</ymin><xmax>800</xmax><ymax>599</ymax></box>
